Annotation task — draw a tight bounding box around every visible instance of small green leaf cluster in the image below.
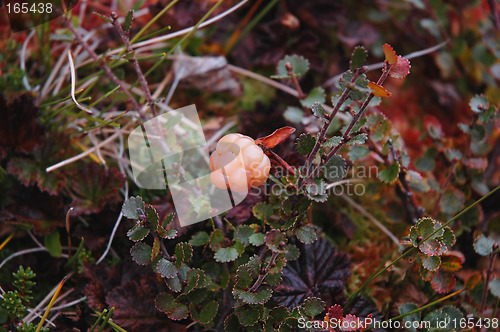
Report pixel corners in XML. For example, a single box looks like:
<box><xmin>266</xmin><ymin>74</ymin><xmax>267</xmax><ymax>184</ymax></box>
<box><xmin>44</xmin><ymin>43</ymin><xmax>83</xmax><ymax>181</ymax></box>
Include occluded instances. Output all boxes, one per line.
<box><xmin>0</xmin><ymin>266</ymin><xmax>39</xmax><ymax>330</ymax></box>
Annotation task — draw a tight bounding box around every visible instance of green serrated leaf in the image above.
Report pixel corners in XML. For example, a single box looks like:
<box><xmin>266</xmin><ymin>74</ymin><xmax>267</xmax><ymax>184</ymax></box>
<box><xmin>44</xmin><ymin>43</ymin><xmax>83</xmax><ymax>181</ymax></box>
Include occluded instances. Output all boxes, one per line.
<box><xmin>301</xmin><ymin>87</ymin><xmax>326</xmax><ymax>108</ymax></box>
<box><xmin>323</xmin><ymin>136</ymin><xmax>343</xmax><ymax>149</ymax></box>
<box><xmin>285</xmin><ymin>244</ymin><xmax>300</xmax><ymax>261</ymax></box>
<box><xmin>155</xmin><ymin>293</ymin><xmax>189</xmax><ymax>320</ymax></box>
<box><xmin>236</xmin><ymin>225</ymin><xmax>255</xmax><ymax>246</ymax></box>
<box><xmin>175</xmin><ymin>242</ymin><xmax>193</xmax><ymax>268</ymax></box>
<box><xmin>233</xmin><ymin>289</ymin><xmax>273</xmax><ymax>305</ymax></box>
<box><xmin>422</xmin><ymin>255</ymin><xmax>441</xmax><ymax>271</ymax></box>
<box><xmin>236</xmin><ymin>305</ymin><xmax>264</xmax><ymax>326</ymax></box>
<box><xmin>441</xmin><ymin>227</ymin><xmax>456</xmax><ymax>248</ymax></box>
<box><xmin>296</xmin><ymin>225</ymin><xmax>317</xmax><ymax>244</ymax></box>
<box><xmin>273</xmin><ymin>54</ymin><xmax>310</xmax><ymax>79</ymax></box>
<box><xmin>323</xmin><ymin>155</ymin><xmax>346</xmax><ymax>182</ymax></box>
<box><xmin>127</xmin><ymin>224</ymin><xmax>150</xmax><ymax>241</ymax></box>
<box><xmin>152</xmin><ymin>237</ymin><xmax>160</xmax><ymax>261</ymax></box>
<box><xmin>214</xmin><ymin>247</ymin><xmax>239</xmax><ymax>262</ymax></box>
<box><xmin>311</xmin><ymin>102</ymin><xmax>326</xmax><ymax>119</ymax></box>
<box><xmin>305</xmin><ymin>180</ymin><xmax>328</xmax><ymax>202</ymax></box>
<box><xmin>209</xmin><ymin>229</ymin><xmax>225</xmax><ymax>251</ymax></box>
<box><xmin>124</xmin><ymin>9</ymin><xmax>134</xmax><ymax>33</ymax></box>
<box><xmin>473</xmin><ymin>235</ymin><xmax>496</xmax><ymax>256</ymax></box>
<box><xmin>199</xmin><ymin>300</ymin><xmax>218</xmax><ymax>325</ymax></box>
<box><xmin>185</xmin><ymin>268</ymin><xmax>206</xmax><ymax>293</ymax></box>
<box><xmin>348</xmin><ymin>133</ymin><xmax>367</xmax><ymax>145</ymax></box>
<box><xmin>378</xmin><ymin>162</ymin><xmax>400</xmax><ymax>184</ymax></box>
<box><xmin>295</xmin><ymin>133</ymin><xmax>316</xmax><ymax>155</ymax></box>
<box><xmin>166</xmin><ymin>275</ymin><xmax>182</xmax><ymax>292</ymax></box>
<box><xmin>122</xmin><ymin>196</ymin><xmax>145</xmax><ymax>219</ymax></box>
<box><xmin>147</xmin><ymin>205</ymin><xmax>159</xmax><ymax>231</ymax></box>
<box><xmin>350</xmin><ymin>46</ymin><xmax>368</xmax><ymax>70</ymax></box>
<box><xmin>156</xmin><ymin>258</ymin><xmax>177</xmax><ymax>278</ymax></box>
<box><xmin>130</xmin><ymin>242</ymin><xmax>152</xmax><ymax>265</ymax></box>
<box><xmin>235</xmin><ymin>265</ymin><xmax>253</xmax><ymax>289</ymax></box>
<box><xmin>249</xmin><ymin>233</ymin><xmax>265</xmax><ymax>246</ymax></box>
<box><xmin>301</xmin><ymin>297</ymin><xmax>325</xmax><ymax>318</ymax></box>
<box><xmin>253</xmin><ymin>202</ymin><xmax>274</xmax><ymax>222</ymax></box>
<box><xmin>190</xmin><ymin>231</ymin><xmax>209</xmax><ymax>246</ymax></box>
<box><xmin>283</xmin><ymin>106</ymin><xmax>304</xmax><ymax>124</ymax></box>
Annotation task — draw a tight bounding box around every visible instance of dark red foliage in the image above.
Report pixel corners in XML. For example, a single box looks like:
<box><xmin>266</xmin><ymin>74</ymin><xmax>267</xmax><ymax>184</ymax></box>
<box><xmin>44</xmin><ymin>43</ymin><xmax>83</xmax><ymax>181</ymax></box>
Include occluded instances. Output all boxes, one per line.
<box><xmin>273</xmin><ymin>237</ymin><xmax>351</xmax><ymax>308</ymax></box>
<box><xmin>0</xmin><ymin>93</ymin><xmax>45</xmax><ymax>159</ymax></box>
<box><xmin>0</xmin><ymin>184</ymin><xmax>66</xmax><ymax>234</ymax></box>
<box><xmin>69</xmin><ymin>163</ymin><xmax>125</xmax><ymax>215</ymax></box>
<box><xmin>82</xmin><ymin>261</ymin><xmax>185</xmax><ymax>330</ymax></box>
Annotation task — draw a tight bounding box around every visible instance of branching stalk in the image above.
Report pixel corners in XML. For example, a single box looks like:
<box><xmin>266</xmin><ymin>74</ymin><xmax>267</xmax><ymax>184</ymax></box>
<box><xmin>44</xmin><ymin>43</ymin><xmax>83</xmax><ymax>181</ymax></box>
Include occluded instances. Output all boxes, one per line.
<box><xmin>248</xmin><ymin>251</ymin><xmax>279</xmax><ymax>292</ymax></box>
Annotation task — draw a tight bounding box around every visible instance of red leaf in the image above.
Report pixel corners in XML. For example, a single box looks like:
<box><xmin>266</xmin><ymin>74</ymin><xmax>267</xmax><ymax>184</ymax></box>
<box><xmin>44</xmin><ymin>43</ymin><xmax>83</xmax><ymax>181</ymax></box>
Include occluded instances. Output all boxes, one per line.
<box><xmin>255</xmin><ymin>126</ymin><xmax>296</xmax><ymax>149</ymax></box>
<box><xmin>383</xmin><ymin>43</ymin><xmax>398</xmax><ymax>65</ymax></box>
<box><xmin>440</xmin><ymin>251</ymin><xmax>464</xmax><ymax>272</ymax></box>
<box><xmin>367</xmin><ymin>81</ymin><xmax>392</xmax><ymax>97</ymax></box>
<box><xmin>326</xmin><ymin>304</ymin><xmax>343</xmax><ymax>320</ymax></box>
<box><xmin>431</xmin><ymin>270</ymin><xmax>456</xmax><ymax>293</ymax></box>
<box><xmin>390</xmin><ymin>56</ymin><xmax>411</xmax><ymax>79</ymax></box>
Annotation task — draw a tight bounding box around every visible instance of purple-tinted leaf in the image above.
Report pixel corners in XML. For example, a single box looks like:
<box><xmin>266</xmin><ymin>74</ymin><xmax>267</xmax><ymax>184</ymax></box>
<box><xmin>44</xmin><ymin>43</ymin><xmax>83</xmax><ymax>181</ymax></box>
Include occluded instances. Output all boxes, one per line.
<box><xmin>273</xmin><ymin>237</ymin><xmax>351</xmax><ymax>308</ymax></box>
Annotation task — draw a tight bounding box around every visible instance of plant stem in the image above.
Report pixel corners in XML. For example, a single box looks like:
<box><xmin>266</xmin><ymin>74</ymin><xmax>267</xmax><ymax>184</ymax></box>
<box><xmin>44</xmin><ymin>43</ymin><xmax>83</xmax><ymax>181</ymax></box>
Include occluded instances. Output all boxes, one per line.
<box><xmin>480</xmin><ymin>249</ymin><xmax>498</xmax><ymax>315</ymax></box>
<box><xmin>64</xmin><ymin>18</ymin><xmax>144</xmax><ymax>118</ymax></box>
<box><xmin>268</xmin><ymin>150</ymin><xmax>296</xmax><ymax>176</ymax></box>
<box><xmin>248</xmin><ymin>251</ymin><xmax>279</xmax><ymax>292</ymax></box>
<box><xmin>285</xmin><ymin>62</ymin><xmax>306</xmax><ymax>99</ymax></box>
<box><xmin>388</xmin><ymin>138</ymin><xmax>424</xmax><ymax>223</ymax></box>
<box><xmin>65</xmin><ymin>207</ymin><xmax>73</xmax><ymax>259</ymax></box>
<box><xmin>112</xmin><ymin>12</ymin><xmax>157</xmax><ymax>117</ymax></box>
<box><xmin>298</xmin><ymin>68</ymin><xmax>364</xmax><ymax>188</ymax></box>
<box><xmin>311</xmin><ymin>63</ymin><xmax>391</xmax><ymax>183</ymax></box>
<box><xmin>344</xmin><ymin>184</ymin><xmax>500</xmax><ymax>309</ymax></box>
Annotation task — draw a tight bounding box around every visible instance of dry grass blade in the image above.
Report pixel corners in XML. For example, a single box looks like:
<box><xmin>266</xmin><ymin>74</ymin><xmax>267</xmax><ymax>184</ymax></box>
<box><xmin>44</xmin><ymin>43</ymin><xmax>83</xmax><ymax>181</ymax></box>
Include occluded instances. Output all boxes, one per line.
<box><xmin>67</xmin><ymin>50</ymin><xmax>93</xmax><ymax>114</ymax></box>
<box><xmin>35</xmin><ymin>276</ymin><xmax>68</xmax><ymax>332</ymax></box>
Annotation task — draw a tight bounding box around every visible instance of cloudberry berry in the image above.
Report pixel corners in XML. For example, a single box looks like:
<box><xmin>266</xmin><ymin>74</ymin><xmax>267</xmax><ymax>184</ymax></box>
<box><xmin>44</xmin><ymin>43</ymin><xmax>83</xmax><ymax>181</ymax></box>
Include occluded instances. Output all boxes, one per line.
<box><xmin>209</xmin><ymin>133</ymin><xmax>271</xmax><ymax>192</ymax></box>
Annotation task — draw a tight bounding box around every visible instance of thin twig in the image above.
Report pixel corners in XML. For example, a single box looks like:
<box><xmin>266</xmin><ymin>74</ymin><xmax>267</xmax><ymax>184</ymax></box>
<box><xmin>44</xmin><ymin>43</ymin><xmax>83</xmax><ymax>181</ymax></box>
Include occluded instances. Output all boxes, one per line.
<box><xmin>111</xmin><ymin>12</ymin><xmax>158</xmax><ymax>117</ymax></box>
<box><xmin>64</xmin><ymin>18</ymin><xmax>144</xmax><ymax>118</ymax></box>
<box><xmin>65</xmin><ymin>207</ymin><xmax>74</xmax><ymax>258</ymax></box>
<box><xmin>311</xmin><ymin>63</ymin><xmax>392</xmax><ymax>180</ymax></box>
<box><xmin>298</xmin><ymin>67</ymin><xmax>365</xmax><ymax>188</ymax></box>
<box><xmin>108</xmin><ymin>0</ymin><xmax>249</xmax><ymax>55</ymax></box>
<box><xmin>285</xmin><ymin>62</ymin><xmax>306</xmax><ymax>99</ymax></box>
<box><xmin>388</xmin><ymin>138</ymin><xmax>424</xmax><ymax>222</ymax></box>
<box><xmin>322</xmin><ymin>40</ymin><xmax>449</xmax><ymax>89</ymax></box>
<box><xmin>248</xmin><ymin>251</ymin><xmax>279</xmax><ymax>292</ymax></box>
